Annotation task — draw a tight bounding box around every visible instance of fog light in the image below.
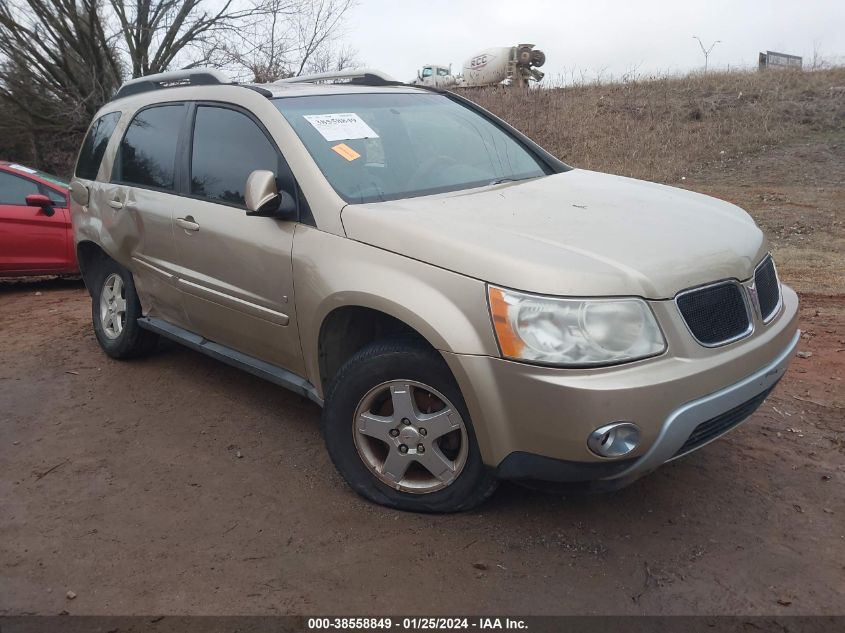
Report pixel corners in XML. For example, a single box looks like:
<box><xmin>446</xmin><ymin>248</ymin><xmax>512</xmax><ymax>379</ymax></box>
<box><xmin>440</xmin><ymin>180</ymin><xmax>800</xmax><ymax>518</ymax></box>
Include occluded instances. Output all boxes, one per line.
<box><xmin>587</xmin><ymin>422</ymin><xmax>640</xmax><ymax>458</ymax></box>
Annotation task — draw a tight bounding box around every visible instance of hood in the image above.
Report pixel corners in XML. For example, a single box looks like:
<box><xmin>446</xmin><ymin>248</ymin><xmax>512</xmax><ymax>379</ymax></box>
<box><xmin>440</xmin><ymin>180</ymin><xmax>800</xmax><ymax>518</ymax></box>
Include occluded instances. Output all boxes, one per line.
<box><xmin>340</xmin><ymin>169</ymin><xmax>767</xmax><ymax>299</ymax></box>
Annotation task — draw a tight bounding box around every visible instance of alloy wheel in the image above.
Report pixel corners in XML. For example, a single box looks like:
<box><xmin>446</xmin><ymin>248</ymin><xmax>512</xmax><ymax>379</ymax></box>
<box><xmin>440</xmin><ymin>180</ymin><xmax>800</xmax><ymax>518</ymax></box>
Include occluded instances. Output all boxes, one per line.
<box><xmin>99</xmin><ymin>273</ymin><xmax>127</xmax><ymax>339</ymax></box>
<box><xmin>352</xmin><ymin>380</ymin><xmax>469</xmax><ymax>494</ymax></box>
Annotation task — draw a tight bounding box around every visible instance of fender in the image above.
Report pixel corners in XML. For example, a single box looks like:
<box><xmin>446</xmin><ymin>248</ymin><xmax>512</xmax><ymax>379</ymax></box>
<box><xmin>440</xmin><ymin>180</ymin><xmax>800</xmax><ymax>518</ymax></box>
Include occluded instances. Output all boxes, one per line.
<box><xmin>292</xmin><ymin>225</ymin><xmax>500</xmax><ymax>397</ymax></box>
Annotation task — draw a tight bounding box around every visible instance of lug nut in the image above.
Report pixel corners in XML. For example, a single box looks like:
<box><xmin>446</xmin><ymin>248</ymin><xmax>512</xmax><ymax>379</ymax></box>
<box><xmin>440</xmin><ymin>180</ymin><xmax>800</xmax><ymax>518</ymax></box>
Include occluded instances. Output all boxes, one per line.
<box><xmin>419</xmin><ymin>428</ymin><xmax>427</xmax><ymax>436</ymax></box>
<box><xmin>402</xmin><ymin>418</ymin><xmax>411</xmax><ymax>425</ymax></box>
<box><xmin>398</xmin><ymin>444</ymin><xmax>408</xmax><ymax>454</ymax></box>
<box><xmin>389</xmin><ymin>429</ymin><xmax>399</xmax><ymax>437</ymax></box>
<box><xmin>417</xmin><ymin>444</ymin><xmax>425</xmax><ymax>453</ymax></box>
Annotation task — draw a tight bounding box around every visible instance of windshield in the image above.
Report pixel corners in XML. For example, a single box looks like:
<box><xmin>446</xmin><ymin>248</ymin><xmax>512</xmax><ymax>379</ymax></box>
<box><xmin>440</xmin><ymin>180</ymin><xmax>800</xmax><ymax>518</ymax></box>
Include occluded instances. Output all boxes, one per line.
<box><xmin>273</xmin><ymin>92</ymin><xmax>547</xmax><ymax>203</ymax></box>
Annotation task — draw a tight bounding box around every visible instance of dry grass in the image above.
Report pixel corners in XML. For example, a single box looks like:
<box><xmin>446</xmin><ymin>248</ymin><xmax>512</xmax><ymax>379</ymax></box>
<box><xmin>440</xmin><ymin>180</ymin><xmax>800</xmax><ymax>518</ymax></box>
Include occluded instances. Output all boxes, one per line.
<box><xmin>467</xmin><ymin>68</ymin><xmax>845</xmax><ymax>183</ymax></box>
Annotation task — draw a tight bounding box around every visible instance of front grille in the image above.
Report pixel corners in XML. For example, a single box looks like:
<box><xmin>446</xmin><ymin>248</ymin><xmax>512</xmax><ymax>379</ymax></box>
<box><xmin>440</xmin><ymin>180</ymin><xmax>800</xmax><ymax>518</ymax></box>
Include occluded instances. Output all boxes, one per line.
<box><xmin>677</xmin><ymin>281</ymin><xmax>750</xmax><ymax>346</ymax></box>
<box><xmin>755</xmin><ymin>256</ymin><xmax>781</xmax><ymax>322</ymax></box>
<box><xmin>674</xmin><ymin>386</ymin><xmax>774</xmax><ymax>457</ymax></box>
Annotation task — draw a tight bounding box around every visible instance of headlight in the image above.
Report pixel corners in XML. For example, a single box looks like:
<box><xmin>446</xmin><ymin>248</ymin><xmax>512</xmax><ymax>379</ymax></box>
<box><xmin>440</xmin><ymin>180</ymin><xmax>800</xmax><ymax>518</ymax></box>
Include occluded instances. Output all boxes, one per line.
<box><xmin>488</xmin><ymin>286</ymin><xmax>666</xmax><ymax>366</ymax></box>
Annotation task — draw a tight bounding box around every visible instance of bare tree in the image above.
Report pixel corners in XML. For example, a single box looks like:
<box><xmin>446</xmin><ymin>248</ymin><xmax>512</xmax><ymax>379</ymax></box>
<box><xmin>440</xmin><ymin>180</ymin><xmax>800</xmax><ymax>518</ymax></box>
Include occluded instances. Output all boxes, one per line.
<box><xmin>0</xmin><ymin>0</ymin><xmax>124</xmax><ymax>174</ymax></box>
<box><xmin>0</xmin><ymin>0</ymin><xmax>123</xmax><ymax>120</ymax></box>
<box><xmin>109</xmin><ymin>0</ymin><xmax>265</xmax><ymax>78</ymax></box>
<box><xmin>304</xmin><ymin>42</ymin><xmax>359</xmax><ymax>74</ymax></box>
<box><xmin>0</xmin><ymin>0</ymin><xmax>359</xmax><ymax>174</ymax></box>
<box><xmin>211</xmin><ymin>0</ymin><xmax>300</xmax><ymax>82</ymax></box>
<box><xmin>214</xmin><ymin>0</ymin><xmax>359</xmax><ymax>82</ymax></box>
<box><xmin>292</xmin><ymin>0</ymin><xmax>356</xmax><ymax>76</ymax></box>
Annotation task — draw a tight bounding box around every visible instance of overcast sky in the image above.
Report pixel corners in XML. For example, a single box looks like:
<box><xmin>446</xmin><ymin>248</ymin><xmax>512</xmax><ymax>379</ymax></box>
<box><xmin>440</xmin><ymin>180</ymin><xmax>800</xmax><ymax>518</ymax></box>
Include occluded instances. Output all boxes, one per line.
<box><xmin>343</xmin><ymin>0</ymin><xmax>845</xmax><ymax>83</ymax></box>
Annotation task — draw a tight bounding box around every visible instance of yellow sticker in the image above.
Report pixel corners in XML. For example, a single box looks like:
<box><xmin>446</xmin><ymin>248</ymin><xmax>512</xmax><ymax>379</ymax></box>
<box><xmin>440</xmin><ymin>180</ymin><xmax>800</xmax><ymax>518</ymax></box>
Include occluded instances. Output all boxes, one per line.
<box><xmin>331</xmin><ymin>143</ymin><xmax>361</xmax><ymax>161</ymax></box>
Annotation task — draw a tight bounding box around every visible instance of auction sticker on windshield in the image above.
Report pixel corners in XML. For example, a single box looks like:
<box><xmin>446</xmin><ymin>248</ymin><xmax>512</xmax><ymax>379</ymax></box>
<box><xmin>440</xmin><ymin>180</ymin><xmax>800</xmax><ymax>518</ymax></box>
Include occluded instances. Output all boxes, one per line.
<box><xmin>331</xmin><ymin>143</ymin><xmax>361</xmax><ymax>161</ymax></box>
<box><xmin>303</xmin><ymin>113</ymin><xmax>378</xmax><ymax>142</ymax></box>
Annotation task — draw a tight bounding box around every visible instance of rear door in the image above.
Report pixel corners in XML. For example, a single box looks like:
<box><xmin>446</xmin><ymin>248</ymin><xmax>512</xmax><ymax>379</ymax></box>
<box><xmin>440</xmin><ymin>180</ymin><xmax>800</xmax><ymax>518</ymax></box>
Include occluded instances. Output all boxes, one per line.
<box><xmin>107</xmin><ymin>103</ymin><xmax>192</xmax><ymax>329</ymax></box>
<box><xmin>170</xmin><ymin>103</ymin><xmax>304</xmax><ymax>375</ymax></box>
<box><xmin>0</xmin><ymin>169</ymin><xmax>70</xmax><ymax>274</ymax></box>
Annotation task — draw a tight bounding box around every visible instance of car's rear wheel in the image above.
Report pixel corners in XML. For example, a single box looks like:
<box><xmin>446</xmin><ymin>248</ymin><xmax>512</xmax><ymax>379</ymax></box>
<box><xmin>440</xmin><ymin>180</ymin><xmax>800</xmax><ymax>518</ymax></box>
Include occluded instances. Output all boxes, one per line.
<box><xmin>90</xmin><ymin>259</ymin><xmax>158</xmax><ymax>359</ymax></box>
<box><xmin>322</xmin><ymin>338</ymin><xmax>498</xmax><ymax>512</ymax></box>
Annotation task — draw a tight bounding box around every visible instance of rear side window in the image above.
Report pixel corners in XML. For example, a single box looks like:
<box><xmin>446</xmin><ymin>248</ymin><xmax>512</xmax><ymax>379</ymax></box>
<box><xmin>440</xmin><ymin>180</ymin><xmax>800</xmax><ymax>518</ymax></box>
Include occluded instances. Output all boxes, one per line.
<box><xmin>75</xmin><ymin>112</ymin><xmax>121</xmax><ymax>180</ymax></box>
<box><xmin>116</xmin><ymin>104</ymin><xmax>185</xmax><ymax>191</ymax></box>
<box><xmin>190</xmin><ymin>106</ymin><xmax>279</xmax><ymax>206</ymax></box>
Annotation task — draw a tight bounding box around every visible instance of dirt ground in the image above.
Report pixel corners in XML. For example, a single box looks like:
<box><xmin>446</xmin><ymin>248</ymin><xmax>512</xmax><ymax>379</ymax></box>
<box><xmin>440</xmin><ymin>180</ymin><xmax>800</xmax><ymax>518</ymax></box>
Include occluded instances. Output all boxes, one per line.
<box><xmin>1</xmin><ymin>137</ymin><xmax>843</xmax><ymax>616</ymax></box>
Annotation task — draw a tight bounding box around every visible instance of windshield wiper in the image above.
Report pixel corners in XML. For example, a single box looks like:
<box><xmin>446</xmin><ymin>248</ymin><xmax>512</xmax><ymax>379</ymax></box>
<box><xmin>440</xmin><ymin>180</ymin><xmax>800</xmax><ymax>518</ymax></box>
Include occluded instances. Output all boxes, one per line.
<box><xmin>489</xmin><ymin>176</ymin><xmax>538</xmax><ymax>186</ymax></box>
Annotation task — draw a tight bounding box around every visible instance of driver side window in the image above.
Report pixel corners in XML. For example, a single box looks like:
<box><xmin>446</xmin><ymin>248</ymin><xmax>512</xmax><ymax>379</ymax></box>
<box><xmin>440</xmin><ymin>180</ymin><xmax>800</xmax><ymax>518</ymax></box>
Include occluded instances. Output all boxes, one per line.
<box><xmin>190</xmin><ymin>106</ymin><xmax>280</xmax><ymax>207</ymax></box>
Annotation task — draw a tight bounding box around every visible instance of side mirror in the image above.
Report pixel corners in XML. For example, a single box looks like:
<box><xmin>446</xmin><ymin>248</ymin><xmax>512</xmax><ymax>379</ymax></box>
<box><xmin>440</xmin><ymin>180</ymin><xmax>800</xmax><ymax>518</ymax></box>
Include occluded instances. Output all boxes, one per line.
<box><xmin>69</xmin><ymin>180</ymin><xmax>90</xmax><ymax>206</ymax></box>
<box><xmin>244</xmin><ymin>170</ymin><xmax>297</xmax><ymax>220</ymax></box>
<box><xmin>26</xmin><ymin>193</ymin><xmax>55</xmax><ymax>217</ymax></box>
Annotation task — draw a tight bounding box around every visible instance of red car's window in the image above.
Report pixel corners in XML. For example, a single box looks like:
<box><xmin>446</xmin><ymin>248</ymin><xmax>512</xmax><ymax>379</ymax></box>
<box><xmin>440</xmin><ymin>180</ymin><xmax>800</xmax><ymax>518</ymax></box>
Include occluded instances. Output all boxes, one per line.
<box><xmin>0</xmin><ymin>170</ymin><xmax>40</xmax><ymax>205</ymax></box>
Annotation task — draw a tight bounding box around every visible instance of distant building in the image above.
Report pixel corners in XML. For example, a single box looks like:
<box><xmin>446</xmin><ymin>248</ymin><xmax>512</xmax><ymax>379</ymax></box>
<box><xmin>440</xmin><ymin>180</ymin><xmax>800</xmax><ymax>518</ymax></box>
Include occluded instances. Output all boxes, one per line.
<box><xmin>758</xmin><ymin>51</ymin><xmax>803</xmax><ymax>70</ymax></box>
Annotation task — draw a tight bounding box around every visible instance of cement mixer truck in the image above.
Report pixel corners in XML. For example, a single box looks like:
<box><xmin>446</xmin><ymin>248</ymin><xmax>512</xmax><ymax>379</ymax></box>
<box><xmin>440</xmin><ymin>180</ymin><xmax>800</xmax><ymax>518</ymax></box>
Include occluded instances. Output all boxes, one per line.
<box><xmin>412</xmin><ymin>44</ymin><xmax>546</xmax><ymax>89</ymax></box>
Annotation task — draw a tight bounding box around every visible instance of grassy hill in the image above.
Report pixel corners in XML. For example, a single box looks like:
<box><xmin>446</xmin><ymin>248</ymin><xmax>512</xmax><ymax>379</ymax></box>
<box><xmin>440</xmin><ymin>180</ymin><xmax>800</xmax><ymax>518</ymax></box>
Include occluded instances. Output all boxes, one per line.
<box><xmin>468</xmin><ymin>67</ymin><xmax>845</xmax><ymax>184</ymax></box>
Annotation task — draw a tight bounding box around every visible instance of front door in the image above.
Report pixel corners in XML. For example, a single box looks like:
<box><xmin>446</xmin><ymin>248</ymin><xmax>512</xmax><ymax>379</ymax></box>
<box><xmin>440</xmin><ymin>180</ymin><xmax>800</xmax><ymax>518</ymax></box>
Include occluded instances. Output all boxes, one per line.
<box><xmin>171</xmin><ymin>104</ymin><xmax>304</xmax><ymax>375</ymax></box>
<box><xmin>0</xmin><ymin>169</ymin><xmax>69</xmax><ymax>274</ymax></box>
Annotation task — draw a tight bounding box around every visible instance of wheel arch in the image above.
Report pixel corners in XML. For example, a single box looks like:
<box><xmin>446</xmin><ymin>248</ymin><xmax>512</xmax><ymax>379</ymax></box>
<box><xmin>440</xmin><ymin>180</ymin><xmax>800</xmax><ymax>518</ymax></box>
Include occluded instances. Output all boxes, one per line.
<box><xmin>76</xmin><ymin>240</ymin><xmax>110</xmax><ymax>295</ymax></box>
<box><xmin>316</xmin><ymin>300</ymin><xmax>446</xmax><ymax>395</ymax></box>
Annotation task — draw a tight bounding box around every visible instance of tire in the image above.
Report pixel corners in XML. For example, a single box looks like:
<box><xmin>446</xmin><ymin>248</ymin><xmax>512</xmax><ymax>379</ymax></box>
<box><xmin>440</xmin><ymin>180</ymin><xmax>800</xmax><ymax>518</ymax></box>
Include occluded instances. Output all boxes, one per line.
<box><xmin>322</xmin><ymin>337</ymin><xmax>498</xmax><ymax>512</ymax></box>
<box><xmin>90</xmin><ymin>258</ymin><xmax>159</xmax><ymax>359</ymax></box>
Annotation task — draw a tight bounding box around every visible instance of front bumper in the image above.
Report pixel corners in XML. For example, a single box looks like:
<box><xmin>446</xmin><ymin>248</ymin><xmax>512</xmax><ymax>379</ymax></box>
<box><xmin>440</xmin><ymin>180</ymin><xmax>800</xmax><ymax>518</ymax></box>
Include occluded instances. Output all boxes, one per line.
<box><xmin>601</xmin><ymin>327</ymin><xmax>797</xmax><ymax>481</ymax></box>
<box><xmin>442</xmin><ymin>285</ymin><xmax>800</xmax><ymax>481</ymax></box>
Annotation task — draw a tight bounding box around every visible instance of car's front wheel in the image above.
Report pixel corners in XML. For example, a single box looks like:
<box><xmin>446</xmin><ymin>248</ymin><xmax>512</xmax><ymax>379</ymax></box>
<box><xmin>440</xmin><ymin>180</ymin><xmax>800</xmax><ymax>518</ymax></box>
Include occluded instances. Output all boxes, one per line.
<box><xmin>90</xmin><ymin>258</ymin><xmax>159</xmax><ymax>359</ymax></box>
<box><xmin>322</xmin><ymin>338</ymin><xmax>498</xmax><ymax>512</ymax></box>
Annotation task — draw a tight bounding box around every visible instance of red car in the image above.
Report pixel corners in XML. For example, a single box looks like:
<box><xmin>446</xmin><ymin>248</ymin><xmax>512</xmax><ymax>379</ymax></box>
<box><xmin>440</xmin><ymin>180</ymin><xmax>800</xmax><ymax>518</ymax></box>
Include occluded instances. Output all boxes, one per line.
<box><xmin>0</xmin><ymin>161</ymin><xmax>77</xmax><ymax>277</ymax></box>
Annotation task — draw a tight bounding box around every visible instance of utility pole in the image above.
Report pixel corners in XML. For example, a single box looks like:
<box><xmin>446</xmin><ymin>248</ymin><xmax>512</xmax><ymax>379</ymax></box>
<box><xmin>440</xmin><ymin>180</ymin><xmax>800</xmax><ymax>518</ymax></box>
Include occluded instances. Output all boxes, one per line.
<box><xmin>693</xmin><ymin>36</ymin><xmax>721</xmax><ymax>73</ymax></box>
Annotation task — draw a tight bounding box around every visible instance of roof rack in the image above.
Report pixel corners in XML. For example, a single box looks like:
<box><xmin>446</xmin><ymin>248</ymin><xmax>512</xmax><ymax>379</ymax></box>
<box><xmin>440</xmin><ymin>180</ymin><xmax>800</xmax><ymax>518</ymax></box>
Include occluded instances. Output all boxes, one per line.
<box><xmin>274</xmin><ymin>68</ymin><xmax>399</xmax><ymax>86</ymax></box>
<box><xmin>113</xmin><ymin>68</ymin><xmax>233</xmax><ymax>100</ymax></box>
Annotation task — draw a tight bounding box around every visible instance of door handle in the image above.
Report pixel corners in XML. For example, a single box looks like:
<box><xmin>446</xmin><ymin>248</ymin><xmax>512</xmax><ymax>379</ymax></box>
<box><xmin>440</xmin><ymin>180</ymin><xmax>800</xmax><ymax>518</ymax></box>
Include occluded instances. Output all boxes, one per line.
<box><xmin>107</xmin><ymin>199</ymin><xmax>124</xmax><ymax>209</ymax></box>
<box><xmin>176</xmin><ymin>216</ymin><xmax>200</xmax><ymax>232</ymax></box>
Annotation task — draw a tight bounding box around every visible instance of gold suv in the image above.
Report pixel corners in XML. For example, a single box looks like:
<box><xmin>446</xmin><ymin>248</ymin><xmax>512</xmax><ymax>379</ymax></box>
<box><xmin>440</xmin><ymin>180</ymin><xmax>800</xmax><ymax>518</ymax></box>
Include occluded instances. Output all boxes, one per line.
<box><xmin>70</xmin><ymin>69</ymin><xmax>799</xmax><ymax>512</ymax></box>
